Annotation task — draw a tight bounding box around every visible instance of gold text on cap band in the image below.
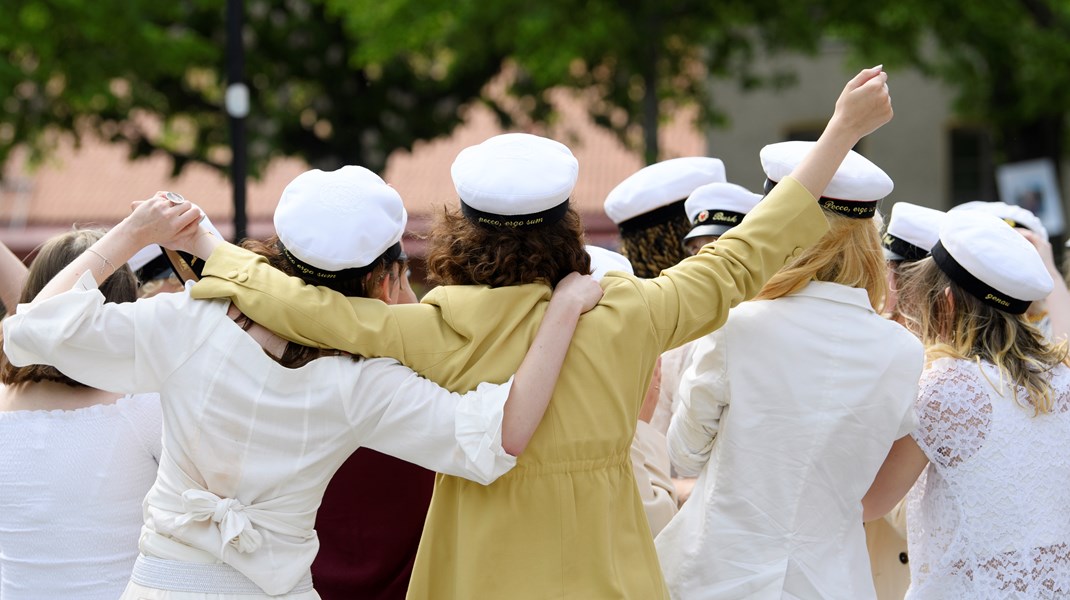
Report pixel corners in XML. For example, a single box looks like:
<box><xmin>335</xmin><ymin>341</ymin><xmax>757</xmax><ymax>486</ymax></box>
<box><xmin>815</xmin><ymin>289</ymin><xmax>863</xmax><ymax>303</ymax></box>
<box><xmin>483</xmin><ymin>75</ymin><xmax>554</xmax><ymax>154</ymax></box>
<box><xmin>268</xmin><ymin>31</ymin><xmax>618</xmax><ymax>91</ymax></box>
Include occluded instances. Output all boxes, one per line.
<box><xmin>460</xmin><ymin>199</ymin><xmax>570</xmax><ymax>229</ymax></box>
<box><xmin>764</xmin><ymin>179</ymin><xmax>878</xmax><ymax>219</ymax></box>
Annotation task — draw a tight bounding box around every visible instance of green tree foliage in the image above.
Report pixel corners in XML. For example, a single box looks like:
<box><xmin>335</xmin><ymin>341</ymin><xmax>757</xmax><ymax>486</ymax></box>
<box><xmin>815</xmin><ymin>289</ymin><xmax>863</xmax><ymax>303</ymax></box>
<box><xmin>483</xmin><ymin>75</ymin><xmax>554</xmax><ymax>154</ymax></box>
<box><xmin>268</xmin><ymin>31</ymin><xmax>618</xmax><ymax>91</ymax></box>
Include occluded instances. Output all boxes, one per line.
<box><xmin>829</xmin><ymin>0</ymin><xmax>1070</xmax><ymax>166</ymax></box>
<box><xmin>328</xmin><ymin>0</ymin><xmax>822</xmax><ymax>164</ymax></box>
<box><xmin>0</xmin><ymin>0</ymin><xmax>503</xmax><ymax>178</ymax></box>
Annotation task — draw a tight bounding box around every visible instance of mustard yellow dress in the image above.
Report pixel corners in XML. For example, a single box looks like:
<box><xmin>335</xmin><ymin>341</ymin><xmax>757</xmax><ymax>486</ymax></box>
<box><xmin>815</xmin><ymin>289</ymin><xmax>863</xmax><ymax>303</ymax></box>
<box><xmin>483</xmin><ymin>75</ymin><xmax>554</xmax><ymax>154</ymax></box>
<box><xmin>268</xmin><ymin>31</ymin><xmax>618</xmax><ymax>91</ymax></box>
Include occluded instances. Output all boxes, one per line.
<box><xmin>191</xmin><ymin>177</ymin><xmax>828</xmax><ymax>599</ymax></box>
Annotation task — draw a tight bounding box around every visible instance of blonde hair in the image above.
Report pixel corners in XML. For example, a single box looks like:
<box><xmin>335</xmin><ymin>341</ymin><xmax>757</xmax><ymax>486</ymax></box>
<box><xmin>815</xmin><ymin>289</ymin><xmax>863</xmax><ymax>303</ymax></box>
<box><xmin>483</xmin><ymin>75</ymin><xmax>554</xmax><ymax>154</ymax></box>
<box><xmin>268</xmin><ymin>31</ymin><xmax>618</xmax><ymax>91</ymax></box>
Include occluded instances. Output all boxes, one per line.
<box><xmin>897</xmin><ymin>257</ymin><xmax>1068</xmax><ymax>414</ymax></box>
<box><xmin>755</xmin><ymin>210</ymin><xmax>888</xmax><ymax>310</ymax></box>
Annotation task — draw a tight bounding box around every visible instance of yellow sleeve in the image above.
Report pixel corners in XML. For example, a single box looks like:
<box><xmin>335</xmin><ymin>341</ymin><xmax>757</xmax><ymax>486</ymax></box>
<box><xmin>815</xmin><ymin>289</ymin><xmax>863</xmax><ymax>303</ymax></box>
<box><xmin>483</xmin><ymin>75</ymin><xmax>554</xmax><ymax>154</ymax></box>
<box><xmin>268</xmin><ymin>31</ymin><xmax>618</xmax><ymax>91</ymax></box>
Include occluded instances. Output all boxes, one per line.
<box><xmin>629</xmin><ymin>176</ymin><xmax>828</xmax><ymax>351</ymax></box>
<box><xmin>189</xmin><ymin>243</ymin><xmax>462</xmax><ymax>364</ymax></box>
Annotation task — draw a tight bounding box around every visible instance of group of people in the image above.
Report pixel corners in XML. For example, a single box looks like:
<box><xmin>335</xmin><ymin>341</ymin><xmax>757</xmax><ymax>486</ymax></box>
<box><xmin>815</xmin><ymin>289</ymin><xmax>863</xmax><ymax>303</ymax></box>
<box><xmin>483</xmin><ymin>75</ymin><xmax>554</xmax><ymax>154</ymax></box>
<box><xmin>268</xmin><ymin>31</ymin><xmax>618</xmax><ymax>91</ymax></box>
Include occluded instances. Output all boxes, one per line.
<box><xmin>0</xmin><ymin>64</ymin><xmax>1066</xmax><ymax>600</ymax></box>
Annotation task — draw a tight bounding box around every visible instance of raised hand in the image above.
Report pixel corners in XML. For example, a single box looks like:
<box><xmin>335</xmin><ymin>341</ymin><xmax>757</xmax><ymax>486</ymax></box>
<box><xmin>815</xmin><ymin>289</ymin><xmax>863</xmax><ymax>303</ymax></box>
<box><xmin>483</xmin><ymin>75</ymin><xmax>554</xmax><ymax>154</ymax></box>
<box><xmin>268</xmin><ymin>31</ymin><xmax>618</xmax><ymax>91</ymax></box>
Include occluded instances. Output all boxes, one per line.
<box><xmin>125</xmin><ymin>191</ymin><xmax>203</xmax><ymax>250</ymax></box>
<box><xmin>829</xmin><ymin>66</ymin><xmax>893</xmax><ymax>143</ymax></box>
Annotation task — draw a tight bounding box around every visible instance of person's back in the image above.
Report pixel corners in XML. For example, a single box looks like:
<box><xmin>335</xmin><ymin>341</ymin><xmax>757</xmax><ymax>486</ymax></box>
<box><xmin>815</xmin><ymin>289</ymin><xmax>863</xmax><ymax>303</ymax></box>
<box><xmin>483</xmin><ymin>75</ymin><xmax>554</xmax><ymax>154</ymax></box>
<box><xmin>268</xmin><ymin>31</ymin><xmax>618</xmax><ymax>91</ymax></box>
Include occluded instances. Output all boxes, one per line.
<box><xmin>0</xmin><ymin>229</ymin><xmax>160</xmax><ymax>600</ymax></box>
<box><xmin>401</xmin><ymin>277</ymin><xmax>677</xmax><ymax>598</ymax></box>
<box><xmin>0</xmin><ymin>391</ymin><xmax>160</xmax><ymax>600</ymax></box>
<box><xmin>862</xmin><ymin>209</ymin><xmax>1070</xmax><ymax>599</ymax></box>
<box><xmin>656</xmin><ymin>285</ymin><xmax>920</xmax><ymax>599</ymax></box>
<box><xmin>906</xmin><ymin>357</ymin><xmax>1070</xmax><ymax>597</ymax></box>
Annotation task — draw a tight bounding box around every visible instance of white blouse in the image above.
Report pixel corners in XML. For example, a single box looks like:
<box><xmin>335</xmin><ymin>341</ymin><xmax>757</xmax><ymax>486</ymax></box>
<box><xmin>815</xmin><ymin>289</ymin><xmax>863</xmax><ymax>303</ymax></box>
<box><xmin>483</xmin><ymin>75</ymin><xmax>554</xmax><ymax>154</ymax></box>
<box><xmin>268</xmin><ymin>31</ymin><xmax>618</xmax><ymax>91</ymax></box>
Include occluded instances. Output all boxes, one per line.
<box><xmin>2</xmin><ymin>272</ymin><xmax>517</xmax><ymax>595</ymax></box>
<box><xmin>656</xmin><ymin>281</ymin><xmax>924</xmax><ymax>600</ymax></box>
<box><xmin>906</xmin><ymin>357</ymin><xmax>1070</xmax><ymax>598</ymax></box>
<box><xmin>0</xmin><ymin>394</ymin><xmax>161</xmax><ymax>599</ymax></box>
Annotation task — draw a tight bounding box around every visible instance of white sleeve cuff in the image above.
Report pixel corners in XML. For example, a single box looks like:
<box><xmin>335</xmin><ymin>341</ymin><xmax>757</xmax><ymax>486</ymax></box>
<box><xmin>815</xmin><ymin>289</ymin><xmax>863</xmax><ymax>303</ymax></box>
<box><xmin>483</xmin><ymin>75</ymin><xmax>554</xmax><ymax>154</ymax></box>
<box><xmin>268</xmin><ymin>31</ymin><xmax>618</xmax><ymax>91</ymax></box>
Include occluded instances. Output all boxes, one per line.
<box><xmin>453</xmin><ymin>377</ymin><xmax>518</xmax><ymax>485</ymax></box>
<box><xmin>666</xmin><ymin>410</ymin><xmax>718</xmax><ymax>477</ymax></box>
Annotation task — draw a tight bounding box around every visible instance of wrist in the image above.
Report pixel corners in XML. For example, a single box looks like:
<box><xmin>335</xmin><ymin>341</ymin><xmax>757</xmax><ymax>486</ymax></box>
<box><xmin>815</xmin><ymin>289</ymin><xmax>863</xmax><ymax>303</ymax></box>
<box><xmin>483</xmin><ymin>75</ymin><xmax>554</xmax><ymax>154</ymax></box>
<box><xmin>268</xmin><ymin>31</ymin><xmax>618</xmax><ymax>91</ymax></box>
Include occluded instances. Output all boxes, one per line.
<box><xmin>548</xmin><ymin>294</ymin><xmax>584</xmax><ymax>318</ymax></box>
<box><xmin>820</xmin><ymin>117</ymin><xmax>862</xmax><ymax>149</ymax></box>
<box><xmin>110</xmin><ymin>218</ymin><xmax>151</xmax><ymax>251</ymax></box>
<box><xmin>192</xmin><ymin>230</ymin><xmax>223</xmax><ymax>260</ymax></box>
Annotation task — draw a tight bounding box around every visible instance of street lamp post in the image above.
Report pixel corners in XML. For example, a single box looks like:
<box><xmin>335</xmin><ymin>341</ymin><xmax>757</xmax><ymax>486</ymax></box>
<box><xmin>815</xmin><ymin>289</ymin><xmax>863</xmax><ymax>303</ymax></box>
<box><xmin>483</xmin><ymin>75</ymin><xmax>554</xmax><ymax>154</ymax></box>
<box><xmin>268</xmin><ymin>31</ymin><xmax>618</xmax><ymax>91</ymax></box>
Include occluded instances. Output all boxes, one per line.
<box><xmin>226</xmin><ymin>0</ymin><xmax>248</xmax><ymax>243</ymax></box>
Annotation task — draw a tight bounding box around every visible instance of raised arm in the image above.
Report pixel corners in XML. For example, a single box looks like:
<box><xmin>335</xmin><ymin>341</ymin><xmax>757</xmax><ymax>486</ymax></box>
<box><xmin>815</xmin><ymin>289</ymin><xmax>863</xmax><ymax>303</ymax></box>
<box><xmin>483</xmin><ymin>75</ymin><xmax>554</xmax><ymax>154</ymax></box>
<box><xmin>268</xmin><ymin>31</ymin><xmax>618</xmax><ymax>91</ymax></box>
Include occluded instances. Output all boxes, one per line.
<box><xmin>791</xmin><ymin>66</ymin><xmax>891</xmax><ymax>200</ymax></box>
<box><xmin>501</xmin><ymin>272</ymin><xmax>602</xmax><ymax>455</ymax></box>
<box><xmin>0</xmin><ymin>239</ymin><xmax>28</xmax><ymax>313</ymax></box>
<box><xmin>1019</xmin><ymin>229</ymin><xmax>1070</xmax><ymax>343</ymax></box>
<box><xmin>634</xmin><ymin>66</ymin><xmax>894</xmax><ymax>350</ymax></box>
<box><xmin>31</xmin><ymin>194</ymin><xmax>203</xmax><ymax>304</ymax></box>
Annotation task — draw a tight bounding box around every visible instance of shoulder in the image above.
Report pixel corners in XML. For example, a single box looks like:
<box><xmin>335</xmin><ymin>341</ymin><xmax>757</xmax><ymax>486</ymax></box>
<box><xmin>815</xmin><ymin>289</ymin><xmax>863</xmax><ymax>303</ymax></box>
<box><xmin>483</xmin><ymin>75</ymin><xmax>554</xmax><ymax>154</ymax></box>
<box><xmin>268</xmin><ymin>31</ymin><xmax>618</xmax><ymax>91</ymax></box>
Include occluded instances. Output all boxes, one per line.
<box><xmin>878</xmin><ymin>319</ymin><xmax>925</xmax><ymax>362</ymax></box>
<box><xmin>919</xmin><ymin>356</ymin><xmax>976</xmax><ymax>388</ymax></box>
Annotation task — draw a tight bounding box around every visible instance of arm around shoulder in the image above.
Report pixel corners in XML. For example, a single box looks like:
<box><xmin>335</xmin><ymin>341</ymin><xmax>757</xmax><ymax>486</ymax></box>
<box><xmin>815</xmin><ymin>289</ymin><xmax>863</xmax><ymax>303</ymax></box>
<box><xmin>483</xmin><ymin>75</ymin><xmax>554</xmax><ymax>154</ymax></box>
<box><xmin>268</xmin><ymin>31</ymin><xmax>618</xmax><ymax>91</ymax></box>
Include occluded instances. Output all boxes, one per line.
<box><xmin>191</xmin><ymin>241</ymin><xmax>410</xmax><ymax>357</ymax></box>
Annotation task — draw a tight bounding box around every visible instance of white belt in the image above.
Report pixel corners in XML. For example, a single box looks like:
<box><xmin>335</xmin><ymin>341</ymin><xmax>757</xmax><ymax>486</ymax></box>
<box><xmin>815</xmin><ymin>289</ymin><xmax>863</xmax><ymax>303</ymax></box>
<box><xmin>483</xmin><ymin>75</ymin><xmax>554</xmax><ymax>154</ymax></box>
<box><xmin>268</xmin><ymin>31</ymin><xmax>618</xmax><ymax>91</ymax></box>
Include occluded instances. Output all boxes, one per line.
<box><xmin>131</xmin><ymin>554</ymin><xmax>314</xmax><ymax>595</ymax></box>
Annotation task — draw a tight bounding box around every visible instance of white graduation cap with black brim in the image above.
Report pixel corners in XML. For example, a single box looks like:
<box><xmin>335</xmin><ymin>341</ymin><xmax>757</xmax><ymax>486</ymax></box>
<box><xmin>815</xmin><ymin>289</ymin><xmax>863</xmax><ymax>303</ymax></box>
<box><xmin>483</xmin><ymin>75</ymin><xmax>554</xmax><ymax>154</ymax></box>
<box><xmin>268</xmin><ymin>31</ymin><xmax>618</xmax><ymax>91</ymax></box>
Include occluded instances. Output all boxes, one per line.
<box><xmin>129</xmin><ymin>244</ymin><xmax>172</xmax><ymax>282</ymax></box>
<box><xmin>933</xmin><ymin>211</ymin><xmax>1052</xmax><ymax>314</ymax></box>
<box><xmin>949</xmin><ymin>200</ymin><xmax>1048</xmax><ymax>239</ymax></box>
<box><xmin>760</xmin><ymin>141</ymin><xmax>893</xmax><ymax>219</ymax></box>
<box><xmin>451</xmin><ymin>133</ymin><xmax>578</xmax><ymax>230</ymax></box>
<box><xmin>882</xmin><ymin>202</ymin><xmax>946</xmax><ymax>262</ymax></box>
<box><xmin>604</xmin><ymin>157</ymin><xmax>726</xmax><ymax>234</ymax></box>
<box><xmin>683</xmin><ymin>182</ymin><xmax>762</xmax><ymax>242</ymax></box>
<box><xmin>271</xmin><ymin>166</ymin><xmax>407</xmax><ymax>286</ymax></box>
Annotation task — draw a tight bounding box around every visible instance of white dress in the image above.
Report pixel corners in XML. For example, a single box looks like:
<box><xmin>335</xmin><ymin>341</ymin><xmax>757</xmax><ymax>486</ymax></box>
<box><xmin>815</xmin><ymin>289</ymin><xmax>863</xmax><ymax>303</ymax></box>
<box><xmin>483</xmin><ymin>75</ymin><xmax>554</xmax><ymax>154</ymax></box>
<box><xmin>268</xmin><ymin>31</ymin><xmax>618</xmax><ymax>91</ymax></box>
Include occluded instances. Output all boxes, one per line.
<box><xmin>656</xmin><ymin>281</ymin><xmax>924</xmax><ymax>600</ymax></box>
<box><xmin>905</xmin><ymin>357</ymin><xmax>1070</xmax><ymax>599</ymax></box>
<box><xmin>2</xmin><ymin>272</ymin><xmax>517</xmax><ymax>596</ymax></box>
<box><xmin>0</xmin><ymin>394</ymin><xmax>161</xmax><ymax>599</ymax></box>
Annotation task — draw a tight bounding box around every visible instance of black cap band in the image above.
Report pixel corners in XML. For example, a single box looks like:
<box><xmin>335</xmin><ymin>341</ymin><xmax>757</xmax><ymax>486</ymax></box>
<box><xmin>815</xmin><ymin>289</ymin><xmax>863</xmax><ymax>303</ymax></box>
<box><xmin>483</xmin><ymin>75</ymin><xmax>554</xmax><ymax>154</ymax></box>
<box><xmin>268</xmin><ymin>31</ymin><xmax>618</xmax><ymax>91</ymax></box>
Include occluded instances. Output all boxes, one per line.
<box><xmin>764</xmin><ymin>178</ymin><xmax>878</xmax><ymax>219</ymax></box>
<box><xmin>931</xmin><ymin>240</ymin><xmax>1031</xmax><ymax>314</ymax></box>
<box><xmin>617</xmin><ymin>199</ymin><xmax>687</xmax><ymax>235</ymax></box>
<box><xmin>882</xmin><ymin>233</ymin><xmax>931</xmax><ymax>262</ymax></box>
<box><xmin>136</xmin><ymin>253</ymin><xmax>175</xmax><ymax>282</ymax></box>
<box><xmin>279</xmin><ymin>241</ymin><xmax>402</xmax><ymax>284</ymax></box>
<box><xmin>691</xmin><ymin>209</ymin><xmax>746</xmax><ymax>228</ymax></box>
<box><xmin>460</xmin><ymin>198</ymin><xmax>570</xmax><ymax>229</ymax></box>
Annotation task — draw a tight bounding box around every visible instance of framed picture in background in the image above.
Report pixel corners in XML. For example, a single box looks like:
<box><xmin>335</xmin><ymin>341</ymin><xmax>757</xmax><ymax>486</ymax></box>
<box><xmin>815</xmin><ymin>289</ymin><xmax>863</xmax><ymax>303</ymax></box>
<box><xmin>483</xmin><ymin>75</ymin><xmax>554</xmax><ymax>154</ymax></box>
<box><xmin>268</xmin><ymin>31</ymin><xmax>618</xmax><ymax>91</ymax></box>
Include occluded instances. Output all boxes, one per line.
<box><xmin>996</xmin><ymin>158</ymin><xmax>1065</xmax><ymax>237</ymax></box>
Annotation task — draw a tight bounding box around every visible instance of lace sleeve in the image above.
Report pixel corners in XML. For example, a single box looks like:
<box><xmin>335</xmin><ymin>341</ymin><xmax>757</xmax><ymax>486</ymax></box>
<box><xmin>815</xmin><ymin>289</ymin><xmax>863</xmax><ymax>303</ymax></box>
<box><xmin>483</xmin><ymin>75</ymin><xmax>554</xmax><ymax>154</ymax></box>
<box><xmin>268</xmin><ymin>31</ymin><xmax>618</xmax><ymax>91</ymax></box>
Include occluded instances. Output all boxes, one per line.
<box><xmin>911</xmin><ymin>358</ymin><xmax>992</xmax><ymax>469</ymax></box>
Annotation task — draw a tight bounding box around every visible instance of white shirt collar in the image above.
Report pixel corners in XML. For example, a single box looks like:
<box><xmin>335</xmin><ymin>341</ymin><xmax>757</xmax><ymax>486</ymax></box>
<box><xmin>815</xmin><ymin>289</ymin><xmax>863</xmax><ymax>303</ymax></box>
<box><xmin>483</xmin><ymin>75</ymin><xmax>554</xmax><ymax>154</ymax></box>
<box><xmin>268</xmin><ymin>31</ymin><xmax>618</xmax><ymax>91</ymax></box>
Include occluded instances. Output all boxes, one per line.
<box><xmin>789</xmin><ymin>280</ymin><xmax>876</xmax><ymax>313</ymax></box>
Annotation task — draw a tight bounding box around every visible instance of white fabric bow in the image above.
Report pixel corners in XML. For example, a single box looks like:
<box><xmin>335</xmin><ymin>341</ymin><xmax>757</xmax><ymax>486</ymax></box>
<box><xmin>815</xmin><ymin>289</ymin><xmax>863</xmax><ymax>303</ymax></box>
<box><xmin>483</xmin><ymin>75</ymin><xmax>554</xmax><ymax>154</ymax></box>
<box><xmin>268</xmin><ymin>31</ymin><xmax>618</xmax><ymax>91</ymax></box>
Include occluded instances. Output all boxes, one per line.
<box><xmin>175</xmin><ymin>489</ymin><xmax>265</xmax><ymax>554</ymax></box>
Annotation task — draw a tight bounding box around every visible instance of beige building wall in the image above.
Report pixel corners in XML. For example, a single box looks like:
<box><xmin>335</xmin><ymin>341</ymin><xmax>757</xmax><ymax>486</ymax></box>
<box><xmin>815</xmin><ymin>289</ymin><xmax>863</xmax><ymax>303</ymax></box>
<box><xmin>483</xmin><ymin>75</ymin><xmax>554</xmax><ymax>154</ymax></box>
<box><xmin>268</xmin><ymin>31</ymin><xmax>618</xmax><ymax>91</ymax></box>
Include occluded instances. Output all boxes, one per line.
<box><xmin>705</xmin><ymin>43</ymin><xmax>956</xmax><ymax>214</ymax></box>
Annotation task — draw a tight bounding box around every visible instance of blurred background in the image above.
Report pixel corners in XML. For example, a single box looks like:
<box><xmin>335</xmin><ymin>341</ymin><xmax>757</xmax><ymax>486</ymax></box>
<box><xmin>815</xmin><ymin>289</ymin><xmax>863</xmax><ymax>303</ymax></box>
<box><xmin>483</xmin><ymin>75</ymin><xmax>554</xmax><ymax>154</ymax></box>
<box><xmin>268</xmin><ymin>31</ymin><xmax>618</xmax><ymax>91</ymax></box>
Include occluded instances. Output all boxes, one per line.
<box><xmin>2</xmin><ymin>0</ymin><xmax>1068</xmax><ymax>281</ymax></box>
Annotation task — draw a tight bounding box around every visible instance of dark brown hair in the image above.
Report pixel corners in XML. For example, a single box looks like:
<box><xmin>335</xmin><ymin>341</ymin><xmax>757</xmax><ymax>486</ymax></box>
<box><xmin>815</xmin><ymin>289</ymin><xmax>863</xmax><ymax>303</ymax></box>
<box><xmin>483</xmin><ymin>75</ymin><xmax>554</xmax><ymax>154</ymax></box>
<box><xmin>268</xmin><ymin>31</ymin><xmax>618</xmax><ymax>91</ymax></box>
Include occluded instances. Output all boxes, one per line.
<box><xmin>425</xmin><ymin>207</ymin><xmax>590</xmax><ymax>287</ymax></box>
<box><xmin>0</xmin><ymin>229</ymin><xmax>138</xmax><ymax>387</ymax></box>
<box><xmin>618</xmin><ymin>215</ymin><xmax>692</xmax><ymax>278</ymax></box>
<box><xmin>238</xmin><ymin>236</ymin><xmax>402</xmax><ymax>368</ymax></box>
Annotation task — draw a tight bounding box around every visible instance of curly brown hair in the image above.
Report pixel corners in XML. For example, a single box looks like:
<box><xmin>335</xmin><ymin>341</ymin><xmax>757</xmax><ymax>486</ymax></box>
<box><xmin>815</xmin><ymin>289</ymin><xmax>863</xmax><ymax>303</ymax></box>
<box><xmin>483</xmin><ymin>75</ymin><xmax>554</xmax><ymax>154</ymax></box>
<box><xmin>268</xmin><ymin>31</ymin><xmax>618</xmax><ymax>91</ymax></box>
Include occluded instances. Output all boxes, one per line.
<box><xmin>239</xmin><ymin>236</ymin><xmax>401</xmax><ymax>368</ymax></box>
<box><xmin>425</xmin><ymin>207</ymin><xmax>590</xmax><ymax>287</ymax></box>
<box><xmin>0</xmin><ymin>229</ymin><xmax>138</xmax><ymax>387</ymax></box>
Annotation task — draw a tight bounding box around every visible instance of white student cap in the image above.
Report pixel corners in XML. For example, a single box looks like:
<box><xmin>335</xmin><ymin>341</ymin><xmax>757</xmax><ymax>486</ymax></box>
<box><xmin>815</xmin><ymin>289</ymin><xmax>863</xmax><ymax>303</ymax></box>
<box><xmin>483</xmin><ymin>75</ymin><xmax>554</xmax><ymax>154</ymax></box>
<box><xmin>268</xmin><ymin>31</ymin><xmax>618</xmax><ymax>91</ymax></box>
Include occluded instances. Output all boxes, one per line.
<box><xmin>882</xmin><ymin>202</ymin><xmax>946</xmax><ymax>261</ymax></box>
<box><xmin>451</xmin><ymin>133</ymin><xmax>578</xmax><ymax>229</ymax></box>
<box><xmin>129</xmin><ymin>244</ymin><xmax>168</xmax><ymax>280</ymax></box>
<box><xmin>683</xmin><ymin>182</ymin><xmax>763</xmax><ymax>242</ymax></box>
<box><xmin>603</xmin><ymin>157</ymin><xmax>726</xmax><ymax>233</ymax></box>
<box><xmin>586</xmin><ymin>245</ymin><xmax>634</xmax><ymax>281</ymax></box>
<box><xmin>933</xmin><ymin>211</ymin><xmax>1052</xmax><ymax>314</ymax></box>
<box><xmin>760</xmin><ymin>141</ymin><xmax>893</xmax><ymax>219</ymax></box>
<box><xmin>949</xmin><ymin>200</ymin><xmax>1048</xmax><ymax>239</ymax></box>
<box><xmin>274</xmin><ymin>166</ymin><xmax>407</xmax><ymax>277</ymax></box>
